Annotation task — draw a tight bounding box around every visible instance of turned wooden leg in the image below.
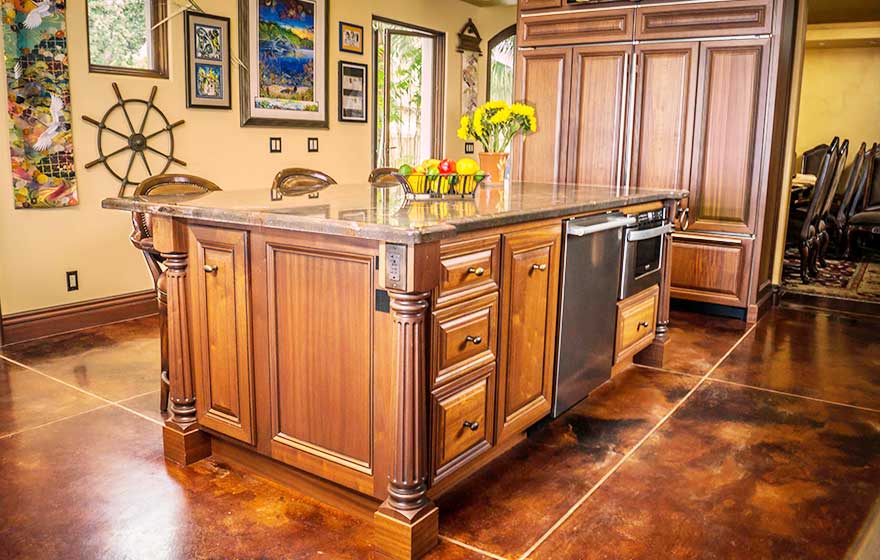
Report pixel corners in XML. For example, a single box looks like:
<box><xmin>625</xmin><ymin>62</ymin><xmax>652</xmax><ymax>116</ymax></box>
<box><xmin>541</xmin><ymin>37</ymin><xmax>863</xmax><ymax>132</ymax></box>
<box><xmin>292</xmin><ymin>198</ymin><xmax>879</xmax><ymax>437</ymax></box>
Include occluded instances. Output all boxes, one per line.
<box><xmin>635</xmin><ymin>199</ymin><xmax>677</xmax><ymax>367</ymax></box>
<box><xmin>157</xmin><ymin>283</ymin><xmax>170</xmax><ymax>414</ymax></box>
<box><xmin>375</xmin><ymin>290</ymin><xmax>438</xmax><ymax>560</ymax></box>
<box><xmin>817</xmin><ymin>222</ymin><xmax>829</xmax><ymax>268</ymax></box>
<box><xmin>151</xmin><ymin>215</ymin><xmax>211</xmax><ymax>466</ymax></box>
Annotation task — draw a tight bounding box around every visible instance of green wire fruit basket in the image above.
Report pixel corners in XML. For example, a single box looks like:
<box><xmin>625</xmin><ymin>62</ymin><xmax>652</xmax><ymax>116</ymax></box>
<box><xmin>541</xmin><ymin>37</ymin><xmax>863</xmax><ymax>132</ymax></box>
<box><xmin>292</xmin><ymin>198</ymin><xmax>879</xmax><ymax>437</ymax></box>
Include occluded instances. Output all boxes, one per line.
<box><xmin>392</xmin><ymin>173</ymin><xmax>487</xmax><ymax>199</ymax></box>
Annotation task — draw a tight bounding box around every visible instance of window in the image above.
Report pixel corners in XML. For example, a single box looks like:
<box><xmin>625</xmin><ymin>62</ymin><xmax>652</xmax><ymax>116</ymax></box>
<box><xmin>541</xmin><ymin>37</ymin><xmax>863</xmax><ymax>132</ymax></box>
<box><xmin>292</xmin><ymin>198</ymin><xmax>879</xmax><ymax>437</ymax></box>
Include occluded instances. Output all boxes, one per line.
<box><xmin>87</xmin><ymin>0</ymin><xmax>168</xmax><ymax>78</ymax></box>
<box><xmin>487</xmin><ymin>25</ymin><xmax>516</xmax><ymax>104</ymax></box>
<box><xmin>372</xmin><ymin>17</ymin><xmax>445</xmax><ymax>169</ymax></box>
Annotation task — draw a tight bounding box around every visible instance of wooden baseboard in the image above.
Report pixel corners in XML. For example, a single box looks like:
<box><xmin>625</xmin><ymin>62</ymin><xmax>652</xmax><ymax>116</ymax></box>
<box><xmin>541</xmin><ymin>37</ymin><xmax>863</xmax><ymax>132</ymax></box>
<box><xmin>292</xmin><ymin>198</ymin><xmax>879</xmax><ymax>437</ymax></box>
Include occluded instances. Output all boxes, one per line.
<box><xmin>1</xmin><ymin>290</ymin><xmax>158</xmax><ymax>345</ymax></box>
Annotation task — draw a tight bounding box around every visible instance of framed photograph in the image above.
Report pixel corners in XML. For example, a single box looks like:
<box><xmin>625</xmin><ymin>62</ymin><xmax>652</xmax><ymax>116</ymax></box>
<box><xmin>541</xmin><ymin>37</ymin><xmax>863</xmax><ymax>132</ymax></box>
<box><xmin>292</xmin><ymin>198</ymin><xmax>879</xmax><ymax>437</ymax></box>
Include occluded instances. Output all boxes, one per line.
<box><xmin>338</xmin><ymin>61</ymin><xmax>367</xmax><ymax>123</ymax></box>
<box><xmin>238</xmin><ymin>0</ymin><xmax>329</xmax><ymax>128</ymax></box>
<box><xmin>185</xmin><ymin>12</ymin><xmax>232</xmax><ymax>109</ymax></box>
<box><xmin>339</xmin><ymin>22</ymin><xmax>364</xmax><ymax>55</ymax></box>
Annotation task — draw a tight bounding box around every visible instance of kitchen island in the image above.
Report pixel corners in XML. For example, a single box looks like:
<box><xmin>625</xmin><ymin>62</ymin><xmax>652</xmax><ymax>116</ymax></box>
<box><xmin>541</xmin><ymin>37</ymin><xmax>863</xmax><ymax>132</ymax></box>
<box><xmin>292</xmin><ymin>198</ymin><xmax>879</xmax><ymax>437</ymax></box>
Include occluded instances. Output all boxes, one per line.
<box><xmin>104</xmin><ymin>181</ymin><xmax>685</xmax><ymax>559</ymax></box>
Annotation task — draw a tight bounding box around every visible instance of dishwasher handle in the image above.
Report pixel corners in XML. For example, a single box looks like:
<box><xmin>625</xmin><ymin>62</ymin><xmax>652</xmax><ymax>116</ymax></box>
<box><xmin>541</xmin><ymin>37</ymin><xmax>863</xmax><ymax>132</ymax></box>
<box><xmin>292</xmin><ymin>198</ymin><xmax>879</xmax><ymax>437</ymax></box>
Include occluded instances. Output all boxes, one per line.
<box><xmin>567</xmin><ymin>215</ymin><xmax>636</xmax><ymax>237</ymax></box>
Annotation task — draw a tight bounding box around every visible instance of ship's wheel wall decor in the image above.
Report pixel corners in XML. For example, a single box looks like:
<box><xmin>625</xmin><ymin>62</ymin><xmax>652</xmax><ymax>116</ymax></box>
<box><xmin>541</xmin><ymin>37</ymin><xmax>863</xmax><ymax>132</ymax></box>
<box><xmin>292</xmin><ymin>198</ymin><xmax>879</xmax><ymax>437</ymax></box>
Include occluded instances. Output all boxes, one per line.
<box><xmin>82</xmin><ymin>83</ymin><xmax>186</xmax><ymax>196</ymax></box>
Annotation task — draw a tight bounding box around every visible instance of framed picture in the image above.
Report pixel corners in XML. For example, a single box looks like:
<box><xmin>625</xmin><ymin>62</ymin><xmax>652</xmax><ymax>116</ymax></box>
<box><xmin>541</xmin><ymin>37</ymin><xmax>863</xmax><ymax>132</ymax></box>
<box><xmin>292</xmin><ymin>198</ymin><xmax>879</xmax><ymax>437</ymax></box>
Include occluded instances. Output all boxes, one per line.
<box><xmin>339</xmin><ymin>22</ymin><xmax>364</xmax><ymax>55</ymax></box>
<box><xmin>185</xmin><ymin>11</ymin><xmax>232</xmax><ymax>109</ymax></box>
<box><xmin>338</xmin><ymin>61</ymin><xmax>367</xmax><ymax>123</ymax></box>
<box><xmin>238</xmin><ymin>0</ymin><xmax>329</xmax><ymax>128</ymax></box>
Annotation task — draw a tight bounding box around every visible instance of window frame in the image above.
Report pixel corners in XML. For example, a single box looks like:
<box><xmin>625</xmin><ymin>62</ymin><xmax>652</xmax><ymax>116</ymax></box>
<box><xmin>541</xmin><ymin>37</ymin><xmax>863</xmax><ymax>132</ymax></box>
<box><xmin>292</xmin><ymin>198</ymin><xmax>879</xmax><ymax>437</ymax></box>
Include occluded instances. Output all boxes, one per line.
<box><xmin>486</xmin><ymin>24</ymin><xmax>517</xmax><ymax>102</ymax></box>
<box><xmin>86</xmin><ymin>0</ymin><xmax>169</xmax><ymax>79</ymax></box>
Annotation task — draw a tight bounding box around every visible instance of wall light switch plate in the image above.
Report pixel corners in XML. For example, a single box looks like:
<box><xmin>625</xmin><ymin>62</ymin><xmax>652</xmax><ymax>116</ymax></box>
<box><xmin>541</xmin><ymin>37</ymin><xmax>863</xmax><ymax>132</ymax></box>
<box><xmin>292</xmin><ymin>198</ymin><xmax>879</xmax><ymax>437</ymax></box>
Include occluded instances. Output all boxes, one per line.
<box><xmin>269</xmin><ymin>137</ymin><xmax>282</xmax><ymax>153</ymax></box>
<box><xmin>307</xmin><ymin>137</ymin><xmax>319</xmax><ymax>152</ymax></box>
<box><xmin>465</xmin><ymin>142</ymin><xmax>474</xmax><ymax>154</ymax></box>
<box><xmin>66</xmin><ymin>270</ymin><xmax>79</xmax><ymax>292</ymax></box>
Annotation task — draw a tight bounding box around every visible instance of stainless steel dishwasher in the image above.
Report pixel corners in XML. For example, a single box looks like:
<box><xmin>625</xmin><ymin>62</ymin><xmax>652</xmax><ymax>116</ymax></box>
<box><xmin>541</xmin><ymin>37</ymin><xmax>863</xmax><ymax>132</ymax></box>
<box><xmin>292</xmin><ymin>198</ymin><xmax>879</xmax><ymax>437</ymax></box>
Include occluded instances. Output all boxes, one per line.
<box><xmin>552</xmin><ymin>212</ymin><xmax>635</xmax><ymax>418</ymax></box>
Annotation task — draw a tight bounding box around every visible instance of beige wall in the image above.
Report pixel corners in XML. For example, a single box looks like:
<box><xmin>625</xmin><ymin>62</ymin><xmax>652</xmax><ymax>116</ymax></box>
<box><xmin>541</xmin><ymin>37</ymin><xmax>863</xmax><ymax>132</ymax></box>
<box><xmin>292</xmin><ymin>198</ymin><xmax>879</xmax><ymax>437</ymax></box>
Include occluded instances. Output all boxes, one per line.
<box><xmin>0</xmin><ymin>0</ymin><xmax>516</xmax><ymax>315</ymax></box>
<box><xmin>795</xmin><ymin>44</ymin><xmax>880</xmax><ymax>157</ymax></box>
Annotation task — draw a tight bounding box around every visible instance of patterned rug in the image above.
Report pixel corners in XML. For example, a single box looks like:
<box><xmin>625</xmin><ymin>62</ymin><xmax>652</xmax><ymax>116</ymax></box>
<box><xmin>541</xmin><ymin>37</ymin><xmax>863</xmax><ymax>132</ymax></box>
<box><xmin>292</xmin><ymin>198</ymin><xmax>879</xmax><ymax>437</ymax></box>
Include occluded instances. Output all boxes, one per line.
<box><xmin>782</xmin><ymin>246</ymin><xmax>880</xmax><ymax>302</ymax></box>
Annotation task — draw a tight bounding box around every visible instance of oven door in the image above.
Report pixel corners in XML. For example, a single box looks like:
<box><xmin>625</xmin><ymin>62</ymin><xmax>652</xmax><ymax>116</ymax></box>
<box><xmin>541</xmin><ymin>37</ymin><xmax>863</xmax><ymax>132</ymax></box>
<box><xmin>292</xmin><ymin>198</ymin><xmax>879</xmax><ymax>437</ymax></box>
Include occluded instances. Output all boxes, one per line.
<box><xmin>620</xmin><ymin>222</ymin><xmax>672</xmax><ymax>299</ymax></box>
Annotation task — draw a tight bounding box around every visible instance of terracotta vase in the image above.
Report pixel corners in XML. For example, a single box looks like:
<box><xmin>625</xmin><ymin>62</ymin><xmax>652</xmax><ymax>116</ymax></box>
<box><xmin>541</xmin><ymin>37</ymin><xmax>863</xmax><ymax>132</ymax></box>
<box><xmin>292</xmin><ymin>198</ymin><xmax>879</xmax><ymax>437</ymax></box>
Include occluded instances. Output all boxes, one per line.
<box><xmin>479</xmin><ymin>152</ymin><xmax>510</xmax><ymax>184</ymax></box>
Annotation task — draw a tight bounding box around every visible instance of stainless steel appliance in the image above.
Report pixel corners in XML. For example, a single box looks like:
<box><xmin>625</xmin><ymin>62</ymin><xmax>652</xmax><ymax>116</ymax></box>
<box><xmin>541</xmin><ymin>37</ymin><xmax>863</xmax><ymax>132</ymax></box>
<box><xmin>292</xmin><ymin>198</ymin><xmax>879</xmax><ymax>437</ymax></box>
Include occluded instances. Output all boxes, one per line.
<box><xmin>619</xmin><ymin>208</ymin><xmax>672</xmax><ymax>300</ymax></box>
<box><xmin>552</xmin><ymin>212</ymin><xmax>635</xmax><ymax>418</ymax></box>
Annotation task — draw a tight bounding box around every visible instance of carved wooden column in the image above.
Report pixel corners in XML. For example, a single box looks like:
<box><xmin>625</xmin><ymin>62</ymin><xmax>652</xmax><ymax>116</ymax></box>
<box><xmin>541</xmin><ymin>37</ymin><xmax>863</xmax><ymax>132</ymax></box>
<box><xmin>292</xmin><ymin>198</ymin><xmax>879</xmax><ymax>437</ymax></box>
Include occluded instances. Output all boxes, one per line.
<box><xmin>152</xmin><ymin>215</ymin><xmax>211</xmax><ymax>466</ymax></box>
<box><xmin>375</xmin><ymin>289</ymin><xmax>438</xmax><ymax>560</ymax></box>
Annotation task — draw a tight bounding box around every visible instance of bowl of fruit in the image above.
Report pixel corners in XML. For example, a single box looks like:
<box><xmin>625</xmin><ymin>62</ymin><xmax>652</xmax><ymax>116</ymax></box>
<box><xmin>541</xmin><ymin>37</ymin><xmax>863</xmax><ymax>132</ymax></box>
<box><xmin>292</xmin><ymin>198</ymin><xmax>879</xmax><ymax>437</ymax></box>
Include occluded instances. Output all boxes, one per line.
<box><xmin>394</xmin><ymin>157</ymin><xmax>487</xmax><ymax>199</ymax></box>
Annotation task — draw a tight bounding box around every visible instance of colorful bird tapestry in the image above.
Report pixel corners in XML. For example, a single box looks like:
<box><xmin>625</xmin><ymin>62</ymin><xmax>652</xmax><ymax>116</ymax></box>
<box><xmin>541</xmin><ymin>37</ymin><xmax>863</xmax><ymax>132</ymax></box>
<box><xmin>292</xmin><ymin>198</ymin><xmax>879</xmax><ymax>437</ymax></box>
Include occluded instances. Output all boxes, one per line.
<box><xmin>3</xmin><ymin>0</ymin><xmax>78</xmax><ymax>208</ymax></box>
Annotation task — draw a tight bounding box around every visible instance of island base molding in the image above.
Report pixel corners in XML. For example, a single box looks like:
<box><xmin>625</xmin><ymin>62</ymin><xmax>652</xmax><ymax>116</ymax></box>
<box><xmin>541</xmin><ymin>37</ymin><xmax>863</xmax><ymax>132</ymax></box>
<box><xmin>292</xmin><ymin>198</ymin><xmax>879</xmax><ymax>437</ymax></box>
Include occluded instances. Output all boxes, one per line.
<box><xmin>375</xmin><ymin>505</ymin><xmax>440</xmax><ymax>560</ymax></box>
<box><xmin>162</xmin><ymin>425</ymin><xmax>211</xmax><ymax>466</ymax></box>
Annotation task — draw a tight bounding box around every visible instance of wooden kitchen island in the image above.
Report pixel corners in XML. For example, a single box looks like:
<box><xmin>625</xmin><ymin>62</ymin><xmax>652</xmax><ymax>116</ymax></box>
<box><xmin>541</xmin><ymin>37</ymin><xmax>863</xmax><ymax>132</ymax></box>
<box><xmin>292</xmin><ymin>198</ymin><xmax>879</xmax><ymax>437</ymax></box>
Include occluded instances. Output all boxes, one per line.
<box><xmin>104</xmin><ymin>182</ymin><xmax>684</xmax><ymax>559</ymax></box>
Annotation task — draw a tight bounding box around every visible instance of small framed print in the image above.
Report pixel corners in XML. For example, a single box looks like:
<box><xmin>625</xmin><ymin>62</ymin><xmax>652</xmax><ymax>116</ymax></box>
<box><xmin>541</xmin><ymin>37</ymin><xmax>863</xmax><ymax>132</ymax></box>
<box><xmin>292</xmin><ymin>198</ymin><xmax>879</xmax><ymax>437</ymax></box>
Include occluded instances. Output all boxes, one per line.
<box><xmin>185</xmin><ymin>11</ymin><xmax>231</xmax><ymax>109</ymax></box>
<box><xmin>338</xmin><ymin>61</ymin><xmax>367</xmax><ymax>123</ymax></box>
<box><xmin>339</xmin><ymin>22</ymin><xmax>364</xmax><ymax>55</ymax></box>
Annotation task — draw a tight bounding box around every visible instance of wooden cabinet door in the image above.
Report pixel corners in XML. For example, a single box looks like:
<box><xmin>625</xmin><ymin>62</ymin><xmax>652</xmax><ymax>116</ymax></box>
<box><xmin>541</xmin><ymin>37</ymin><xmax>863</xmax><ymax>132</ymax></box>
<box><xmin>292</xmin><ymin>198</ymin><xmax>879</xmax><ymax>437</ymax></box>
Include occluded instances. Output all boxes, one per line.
<box><xmin>511</xmin><ymin>48</ymin><xmax>571</xmax><ymax>185</ymax></box>
<box><xmin>519</xmin><ymin>0</ymin><xmax>562</xmax><ymax>11</ymax></box>
<box><xmin>628</xmin><ymin>42</ymin><xmax>698</xmax><ymax>193</ymax></box>
<box><xmin>496</xmin><ymin>224</ymin><xmax>561</xmax><ymax>443</ymax></box>
<box><xmin>567</xmin><ymin>45</ymin><xmax>632</xmax><ymax>187</ymax></box>
<box><xmin>188</xmin><ymin>225</ymin><xmax>255</xmax><ymax>444</ymax></box>
<box><xmin>688</xmin><ymin>38</ymin><xmax>770</xmax><ymax>235</ymax></box>
<box><xmin>670</xmin><ymin>233</ymin><xmax>754</xmax><ymax>307</ymax></box>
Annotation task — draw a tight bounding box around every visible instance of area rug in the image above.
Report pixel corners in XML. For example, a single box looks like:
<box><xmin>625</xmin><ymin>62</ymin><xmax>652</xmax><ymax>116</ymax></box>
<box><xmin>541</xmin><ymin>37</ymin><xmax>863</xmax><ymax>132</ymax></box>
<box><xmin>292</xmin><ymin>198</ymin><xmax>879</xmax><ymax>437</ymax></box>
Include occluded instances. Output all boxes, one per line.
<box><xmin>783</xmin><ymin>246</ymin><xmax>880</xmax><ymax>303</ymax></box>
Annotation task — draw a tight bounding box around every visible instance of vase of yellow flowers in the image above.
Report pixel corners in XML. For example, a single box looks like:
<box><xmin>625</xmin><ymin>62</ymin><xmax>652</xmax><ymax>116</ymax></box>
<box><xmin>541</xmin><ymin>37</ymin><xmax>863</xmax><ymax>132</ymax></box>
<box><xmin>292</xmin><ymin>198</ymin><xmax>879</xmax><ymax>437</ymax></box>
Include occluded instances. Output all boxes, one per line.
<box><xmin>457</xmin><ymin>101</ymin><xmax>537</xmax><ymax>183</ymax></box>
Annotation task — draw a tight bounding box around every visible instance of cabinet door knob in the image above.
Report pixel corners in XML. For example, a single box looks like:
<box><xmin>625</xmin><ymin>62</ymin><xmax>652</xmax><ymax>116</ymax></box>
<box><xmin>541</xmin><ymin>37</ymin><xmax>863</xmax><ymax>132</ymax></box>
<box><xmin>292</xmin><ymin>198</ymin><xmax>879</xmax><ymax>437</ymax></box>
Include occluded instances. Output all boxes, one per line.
<box><xmin>204</xmin><ymin>265</ymin><xmax>219</xmax><ymax>273</ymax></box>
<box><xmin>463</xmin><ymin>421</ymin><xmax>479</xmax><ymax>431</ymax></box>
<box><xmin>465</xmin><ymin>335</ymin><xmax>483</xmax><ymax>345</ymax></box>
<box><xmin>638</xmin><ymin>321</ymin><xmax>650</xmax><ymax>330</ymax></box>
<box><xmin>467</xmin><ymin>266</ymin><xmax>485</xmax><ymax>277</ymax></box>
<box><xmin>531</xmin><ymin>263</ymin><xmax>547</xmax><ymax>272</ymax></box>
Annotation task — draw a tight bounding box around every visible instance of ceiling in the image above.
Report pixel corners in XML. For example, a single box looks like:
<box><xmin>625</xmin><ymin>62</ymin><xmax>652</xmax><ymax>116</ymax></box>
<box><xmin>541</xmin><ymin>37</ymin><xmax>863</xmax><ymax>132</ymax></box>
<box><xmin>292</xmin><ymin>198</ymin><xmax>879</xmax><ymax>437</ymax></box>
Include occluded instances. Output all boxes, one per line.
<box><xmin>807</xmin><ymin>0</ymin><xmax>880</xmax><ymax>24</ymax></box>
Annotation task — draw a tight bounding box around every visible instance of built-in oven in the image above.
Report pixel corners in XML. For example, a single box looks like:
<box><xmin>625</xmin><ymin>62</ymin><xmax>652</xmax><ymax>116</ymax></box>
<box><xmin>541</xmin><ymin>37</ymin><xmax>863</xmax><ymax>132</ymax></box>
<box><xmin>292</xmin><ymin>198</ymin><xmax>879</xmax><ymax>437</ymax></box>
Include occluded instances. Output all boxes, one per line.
<box><xmin>619</xmin><ymin>208</ymin><xmax>672</xmax><ymax>300</ymax></box>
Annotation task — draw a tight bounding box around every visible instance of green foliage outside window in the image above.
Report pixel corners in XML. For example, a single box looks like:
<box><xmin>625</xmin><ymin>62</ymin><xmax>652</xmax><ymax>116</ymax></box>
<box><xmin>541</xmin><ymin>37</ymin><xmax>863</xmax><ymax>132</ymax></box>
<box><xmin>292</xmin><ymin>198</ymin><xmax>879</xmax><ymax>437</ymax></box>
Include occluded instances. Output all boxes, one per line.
<box><xmin>87</xmin><ymin>0</ymin><xmax>151</xmax><ymax>69</ymax></box>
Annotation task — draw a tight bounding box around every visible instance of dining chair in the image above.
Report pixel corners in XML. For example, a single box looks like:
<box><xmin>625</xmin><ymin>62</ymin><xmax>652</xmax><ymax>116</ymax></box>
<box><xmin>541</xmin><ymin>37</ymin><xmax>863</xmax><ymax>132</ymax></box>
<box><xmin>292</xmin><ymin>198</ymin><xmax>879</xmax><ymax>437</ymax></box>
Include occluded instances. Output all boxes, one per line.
<box><xmin>801</xmin><ymin>143</ymin><xmax>830</xmax><ymax>176</ymax></box>
<box><xmin>796</xmin><ymin>138</ymin><xmax>838</xmax><ymax>283</ymax></box>
<box><xmin>369</xmin><ymin>167</ymin><xmax>400</xmax><ymax>187</ymax></box>
<box><xmin>130</xmin><ymin>174</ymin><xmax>222</xmax><ymax>413</ymax></box>
<box><xmin>846</xmin><ymin>145</ymin><xmax>880</xmax><ymax>258</ymax></box>
<box><xmin>816</xmin><ymin>139</ymin><xmax>849</xmax><ymax>265</ymax></box>
<box><xmin>832</xmin><ymin>143</ymin><xmax>867</xmax><ymax>256</ymax></box>
<box><xmin>272</xmin><ymin>168</ymin><xmax>337</xmax><ymax>196</ymax></box>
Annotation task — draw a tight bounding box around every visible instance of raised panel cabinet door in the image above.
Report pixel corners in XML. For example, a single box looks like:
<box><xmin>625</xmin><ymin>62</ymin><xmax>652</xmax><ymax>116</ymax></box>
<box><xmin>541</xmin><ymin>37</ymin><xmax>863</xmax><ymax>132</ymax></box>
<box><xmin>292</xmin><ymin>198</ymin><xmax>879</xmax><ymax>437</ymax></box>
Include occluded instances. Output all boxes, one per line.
<box><xmin>629</xmin><ymin>41</ymin><xmax>698</xmax><ymax>193</ymax></box>
<box><xmin>497</xmin><ymin>224</ymin><xmax>561</xmax><ymax>442</ymax></box>
<box><xmin>670</xmin><ymin>233</ymin><xmax>754</xmax><ymax>307</ymax></box>
<box><xmin>511</xmin><ymin>48</ymin><xmax>571</xmax><ymax>185</ymax></box>
<box><xmin>188</xmin><ymin>225</ymin><xmax>255</xmax><ymax>444</ymax></box>
<box><xmin>519</xmin><ymin>0</ymin><xmax>562</xmax><ymax>11</ymax></box>
<box><xmin>636</xmin><ymin>0</ymin><xmax>774</xmax><ymax>41</ymax></box>
<box><xmin>688</xmin><ymin>38</ymin><xmax>770</xmax><ymax>235</ymax></box>
<box><xmin>568</xmin><ymin>45</ymin><xmax>632</xmax><ymax>187</ymax></box>
<box><xmin>519</xmin><ymin>8</ymin><xmax>634</xmax><ymax>47</ymax></box>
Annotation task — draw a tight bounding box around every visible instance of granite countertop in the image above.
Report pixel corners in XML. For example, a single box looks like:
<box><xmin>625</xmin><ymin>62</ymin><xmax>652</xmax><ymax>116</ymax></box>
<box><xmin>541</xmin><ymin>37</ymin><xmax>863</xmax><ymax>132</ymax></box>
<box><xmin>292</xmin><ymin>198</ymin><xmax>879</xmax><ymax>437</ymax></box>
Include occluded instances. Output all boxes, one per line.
<box><xmin>102</xmin><ymin>182</ymin><xmax>686</xmax><ymax>244</ymax></box>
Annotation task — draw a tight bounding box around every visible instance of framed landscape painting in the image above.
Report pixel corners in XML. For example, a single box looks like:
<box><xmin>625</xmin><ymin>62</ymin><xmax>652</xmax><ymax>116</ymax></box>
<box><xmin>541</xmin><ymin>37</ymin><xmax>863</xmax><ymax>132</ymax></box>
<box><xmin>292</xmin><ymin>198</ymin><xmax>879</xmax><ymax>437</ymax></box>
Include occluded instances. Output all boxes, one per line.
<box><xmin>239</xmin><ymin>0</ymin><xmax>329</xmax><ymax>128</ymax></box>
<box><xmin>185</xmin><ymin>11</ymin><xmax>231</xmax><ymax>109</ymax></box>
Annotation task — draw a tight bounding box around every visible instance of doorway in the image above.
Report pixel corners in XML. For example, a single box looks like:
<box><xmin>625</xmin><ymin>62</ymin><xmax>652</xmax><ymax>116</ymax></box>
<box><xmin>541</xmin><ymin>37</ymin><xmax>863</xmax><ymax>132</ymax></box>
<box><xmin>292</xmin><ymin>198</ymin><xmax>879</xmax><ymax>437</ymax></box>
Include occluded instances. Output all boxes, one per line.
<box><xmin>372</xmin><ymin>17</ymin><xmax>445</xmax><ymax>169</ymax></box>
<box><xmin>487</xmin><ymin>24</ymin><xmax>516</xmax><ymax>104</ymax></box>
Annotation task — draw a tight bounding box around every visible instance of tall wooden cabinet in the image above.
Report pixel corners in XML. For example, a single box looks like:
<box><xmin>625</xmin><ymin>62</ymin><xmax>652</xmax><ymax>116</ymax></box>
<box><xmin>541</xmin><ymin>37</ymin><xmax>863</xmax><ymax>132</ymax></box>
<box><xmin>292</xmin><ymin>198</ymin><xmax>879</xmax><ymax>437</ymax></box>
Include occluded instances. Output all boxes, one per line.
<box><xmin>514</xmin><ymin>0</ymin><xmax>796</xmax><ymax>320</ymax></box>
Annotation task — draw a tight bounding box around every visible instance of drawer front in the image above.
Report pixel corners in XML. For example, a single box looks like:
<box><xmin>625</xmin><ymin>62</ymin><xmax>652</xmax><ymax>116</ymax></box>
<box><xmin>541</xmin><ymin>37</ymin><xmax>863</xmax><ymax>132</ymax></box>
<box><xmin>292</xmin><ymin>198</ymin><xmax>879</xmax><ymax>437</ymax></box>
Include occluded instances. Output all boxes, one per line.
<box><xmin>615</xmin><ymin>284</ymin><xmax>659</xmax><ymax>364</ymax></box>
<box><xmin>520</xmin><ymin>0</ymin><xmax>562</xmax><ymax>10</ymax></box>
<box><xmin>437</xmin><ymin>235</ymin><xmax>500</xmax><ymax>308</ymax></box>
<box><xmin>636</xmin><ymin>0</ymin><xmax>773</xmax><ymax>41</ymax></box>
<box><xmin>670</xmin><ymin>233</ymin><xmax>753</xmax><ymax>307</ymax></box>
<box><xmin>431</xmin><ymin>366</ymin><xmax>495</xmax><ymax>483</ymax></box>
<box><xmin>520</xmin><ymin>8</ymin><xmax>634</xmax><ymax>47</ymax></box>
<box><xmin>432</xmin><ymin>293</ymin><xmax>498</xmax><ymax>388</ymax></box>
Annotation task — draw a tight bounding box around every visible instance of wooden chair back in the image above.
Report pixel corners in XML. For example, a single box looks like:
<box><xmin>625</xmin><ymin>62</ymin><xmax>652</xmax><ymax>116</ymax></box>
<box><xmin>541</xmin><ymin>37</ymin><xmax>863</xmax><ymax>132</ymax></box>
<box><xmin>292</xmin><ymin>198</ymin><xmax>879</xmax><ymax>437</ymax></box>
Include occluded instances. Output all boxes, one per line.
<box><xmin>835</xmin><ymin>143</ymin><xmax>867</xmax><ymax>227</ymax></box>
<box><xmin>819</xmin><ymin>139</ymin><xmax>849</xmax><ymax>218</ymax></box>
<box><xmin>799</xmin><ymin>138</ymin><xmax>838</xmax><ymax>242</ymax></box>
<box><xmin>369</xmin><ymin>167</ymin><xmax>400</xmax><ymax>187</ymax></box>
<box><xmin>801</xmin><ymin>143</ymin><xmax>829</xmax><ymax>175</ymax></box>
<box><xmin>865</xmin><ymin>146</ymin><xmax>880</xmax><ymax>212</ymax></box>
<box><xmin>272</xmin><ymin>168</ymin><xmax>337</xmax><ymax>195</ymax></box>
<box><xmin>131</xmin><ymin>174</ymin><xmax>222</xmax><ymax>285</ymax></box>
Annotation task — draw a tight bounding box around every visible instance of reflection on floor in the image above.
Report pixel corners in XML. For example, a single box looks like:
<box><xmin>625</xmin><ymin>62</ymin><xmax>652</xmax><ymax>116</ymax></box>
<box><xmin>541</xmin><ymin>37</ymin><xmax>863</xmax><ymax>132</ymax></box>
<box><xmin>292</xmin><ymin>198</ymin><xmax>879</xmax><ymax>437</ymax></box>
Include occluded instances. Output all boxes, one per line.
<box><xmin>1</xmin><ymin>307</ymin><xmax>878</xmax><ymax>559</ymax></box>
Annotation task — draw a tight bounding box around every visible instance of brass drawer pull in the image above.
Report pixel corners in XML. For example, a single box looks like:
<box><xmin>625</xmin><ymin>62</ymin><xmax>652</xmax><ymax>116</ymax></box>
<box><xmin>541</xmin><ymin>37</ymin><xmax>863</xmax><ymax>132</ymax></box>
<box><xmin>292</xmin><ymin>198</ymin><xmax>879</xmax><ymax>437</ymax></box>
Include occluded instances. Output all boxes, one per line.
<box><xmin>463</xmin><ymin>421</ymin><xmax>479</xmax><ymax>431</ymax></box>
<box><xmin>465</xmin><ymin>335</ymin><xmax>483</xmax><ymax>345</ymax></box>
<box><xmin>637</xmin><ymin>321</ymin><xmax>650</xmax><ymax>331</ymax></box>
<box><xmin>467</xmin><ymin>266</ymin><xmax>485</xmax><ymax>277</ymax></box>
<box><xmin>204</xmin><ymin>265</ymin><xmax>219</xmax><ymax>273</ymax></box>
<box><xmin>531</xmin><ymin>263</ymin><xmax>547</xmax><ymax>271</ymax></box>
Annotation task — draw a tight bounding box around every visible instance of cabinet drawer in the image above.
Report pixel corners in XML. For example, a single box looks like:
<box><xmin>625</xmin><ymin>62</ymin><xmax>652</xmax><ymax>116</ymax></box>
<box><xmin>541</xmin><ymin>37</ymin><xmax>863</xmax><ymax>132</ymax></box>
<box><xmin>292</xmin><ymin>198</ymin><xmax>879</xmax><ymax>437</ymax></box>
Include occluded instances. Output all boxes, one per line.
<box><xmin>437</xmin><ymin>235</ymin><xmax>500</xmax><ymax>308</ymax></box>
<box><xmin>636</xmin><ymin>0</ymin><xmax>773</xmax><ymax>41</ymax></box>
<box><xmin>615</xmin><ymin>284</ymin><xmax>659</xmax><ymax>364</ymax></box>
<box><xmin>520</xmin><ymin>0</ymin><xmax>562</xmax><ymax>10</ymax></box>
<box><xmin>430</xmin><ymin>366</ymin><xmax>495</xmax><ymax>484</ymax></box>
<box><xmin>431</xmin><ymin>293</ymin><xmax>498</xmax><ymax>388</ymax></box>
<box><xmin>670</xmin><ymin>233</ymin><xmax>753</xmax><ymax>307</ymax></box>
<box><xmin>520</xmin><ymin>8</ymin><xmax>634</xmax><ymax>47</ymax></box>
